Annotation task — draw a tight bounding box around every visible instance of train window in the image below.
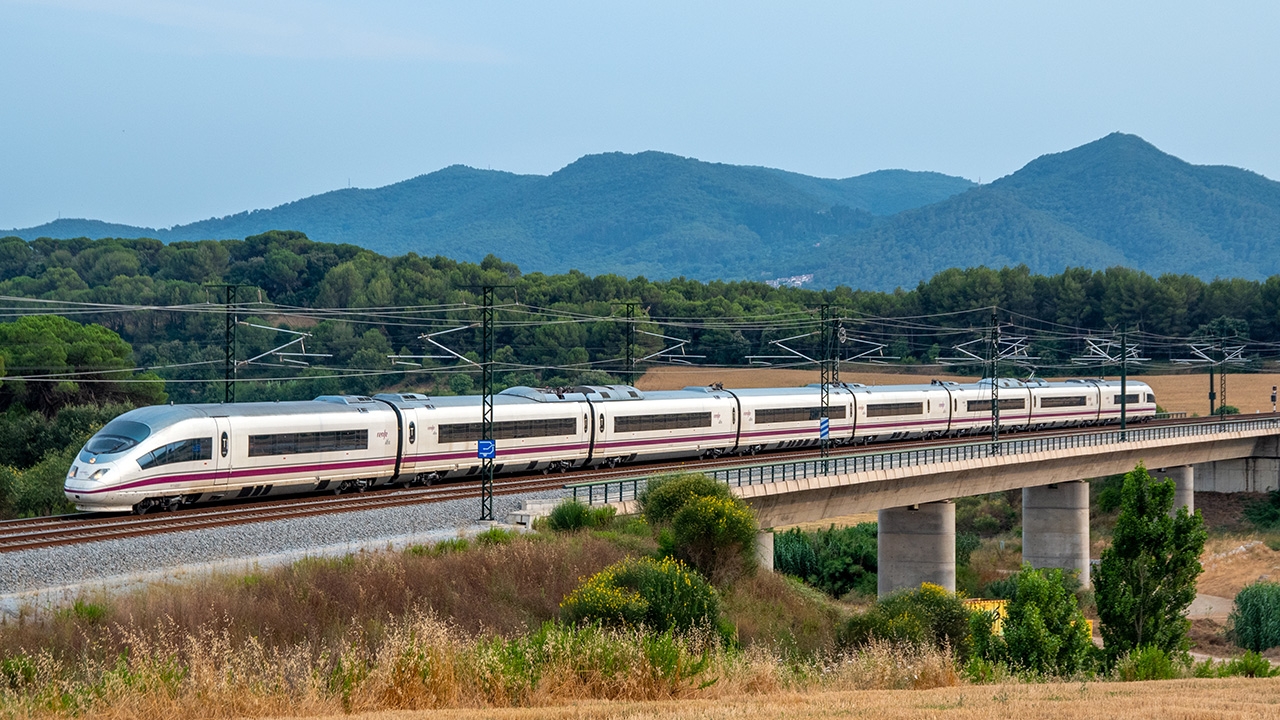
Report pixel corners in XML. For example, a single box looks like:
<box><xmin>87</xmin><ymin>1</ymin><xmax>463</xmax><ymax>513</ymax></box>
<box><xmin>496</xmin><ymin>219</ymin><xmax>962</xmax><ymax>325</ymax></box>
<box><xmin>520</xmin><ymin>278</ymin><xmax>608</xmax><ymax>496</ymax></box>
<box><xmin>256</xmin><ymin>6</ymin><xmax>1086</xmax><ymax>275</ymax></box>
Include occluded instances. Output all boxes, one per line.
<box><xmin>1113</xmin><ymin>394</ymin><xmax>1141</xmax><ymax>404</ymax></box>
<box><xmin>731</xmin><ymin>408</ymin><xmax>737</xmax><ymax>425</ymax></box>
<box><xmin>865</xmin><ymin>402</ymin><xmax>924</xmax><ymax>417</ymax></box>
<box><xmin>408</xmin><ymin>422</ymin><xmax>416</xmax><ymax>444</ymax></box>
<box><xmin>248</xmin><ymin>429</ymin><xmax>368</xmax><ymax>457</ymax></box>
<box><xmin>138</xmin><ymin>437</ymin><xmax>213</xmax><ymax>470</ymax></box>
<box><xmin>966</xmin><ymin>398</ymin><xmax>1026</xmax><ymax>412</ymax></box>
<box><xmin>1147</xmin><ymin>393</ymin><xmax>1156</xmax><ymax>403</ymax></box>
<box><xmin>437</xmin><ymin>418</ymin><xmax>577</xmax><ymax>444</ymax></box>
<box><xmin>599</xmin><ymin>414</ymin><xmax>605</xmax><ymax>434</ymax></box>
<box><xmin>755</xmin><ymin>406</ymin><xmax>848</xmax><ymax>424</ymax></box>
<box><xmin>220</xmin><ymin>432</ymin><xmax>228</xmax><ymax>457</ymax></box>
<box><xmin>1041</xmin><ymin>396</ymin><xmax>1087</xmax><ymax>408</ymax></box>
<box><xmin>614</xmin><ymin>412</ymin><xmax>713</xmax><ymax>433</ymax></box>
<box><xmin>84</xmin><ymin>419</ymin><xmax>151</xmax><ymax>456</ymax></box>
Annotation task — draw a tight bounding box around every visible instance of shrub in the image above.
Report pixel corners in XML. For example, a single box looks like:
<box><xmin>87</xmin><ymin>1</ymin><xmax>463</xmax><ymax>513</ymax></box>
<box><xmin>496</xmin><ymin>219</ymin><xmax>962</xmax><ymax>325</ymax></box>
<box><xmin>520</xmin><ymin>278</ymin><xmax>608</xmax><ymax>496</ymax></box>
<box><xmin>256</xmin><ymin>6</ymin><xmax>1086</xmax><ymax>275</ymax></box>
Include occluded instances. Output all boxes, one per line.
<box><xmin>407</xmin><ymin>538</ymin><xmax>469</xmax><ymax>556</ymax></box>
<box><xmin>839</xmin><ymin>583</ymin><xmax>972</xmax><ymax>659</ymax></box>
<box><xmin>475</xmin><ymin>527</ymin><xmax>517</xmax><ymax>546</ymax></box>
<box><xmin>1243</xmin><ymin>491</ymin><xmax>1280</xmax><ymax>531</ymax></box>
<box><xmin>638</xmin><ymin>473</ymin><xmax>732</xmax><ymax>526</ymax></box>
<box><xmin>547</xmin><ymin>499</ymin><xmax>592</xmax><ymax>531</ymax></box>
<box><xmin>955</xmin><ymin>532</ymin><xmax>981</xmax><ymax>567</ymax></box>
<box><xmin>589</xmin><ymin>504</ymin><xmax>617</xmax><ymax>528</ymax></box>
<box><xmin>1093</xmin><ymin>474</ymin><xmax>1126</xmax><ymax>513</ymax></box>
<box><xmin>560</xmin><ymin>556</ymin><xmax>719</xmax><ymax>634</ymax></box>
<box><xmin>774</xmin><ymin>524</ymin><xmax>877</xmax><ymax>598</ymax></box>
<box><xmin>5</xmin><ymin>441</ymin><xmax>81</xmax><ymax>517</ymax></box>
<box><xmin>955</xmin><ymin>492</ymin><xmax>1019</xmax><ymax>537</ymax></box>
<box><xmin>773</xmin><ymin>528</ymin><xmax>819</xmax><ymax>580</ymax></box>
<box><xmin>1114</xmin><ymin>645</ymin><xmax>1180</xmax><ymax>681</ymax></box>
<box><xmin>670</xmin><ymin>494</ymin><xmax>758</xmax><ymax>581</ymax></box>
<box><xmin>1228</xmin><ymin>581</ymin><xmax>1280</xmax><ymax>652</ymax></box>
<box><xmin>971</xmin><ymin>565</ymin><xmax>1092</xmax><ymax>677</ymax></box>
<box><xmin>1218</xmin><ymin>651</ymin><xmax>1278</xmax><ymax>678</ymax></box>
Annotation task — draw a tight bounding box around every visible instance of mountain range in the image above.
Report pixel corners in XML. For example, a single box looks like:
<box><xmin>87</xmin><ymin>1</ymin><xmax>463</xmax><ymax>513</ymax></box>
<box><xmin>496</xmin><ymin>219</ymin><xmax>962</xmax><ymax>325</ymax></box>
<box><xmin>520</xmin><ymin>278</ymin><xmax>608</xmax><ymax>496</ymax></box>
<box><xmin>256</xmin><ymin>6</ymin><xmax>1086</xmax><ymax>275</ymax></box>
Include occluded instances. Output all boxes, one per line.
<box><xmin>8</xmin><ymin>133</ymin><xmax>1280</xmax><ymax>290</ymax></box>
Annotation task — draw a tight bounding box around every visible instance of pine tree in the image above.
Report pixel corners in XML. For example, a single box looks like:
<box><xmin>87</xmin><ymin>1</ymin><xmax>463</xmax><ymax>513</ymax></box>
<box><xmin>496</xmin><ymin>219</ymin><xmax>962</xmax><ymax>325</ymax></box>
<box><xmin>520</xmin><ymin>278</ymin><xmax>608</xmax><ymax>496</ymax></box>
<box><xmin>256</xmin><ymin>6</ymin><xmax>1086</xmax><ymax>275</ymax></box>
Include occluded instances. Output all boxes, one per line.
<box><xmin>1094</xmin><ymin>462</ymin><xmax>1207</xmax><ymax>663</ymax></box>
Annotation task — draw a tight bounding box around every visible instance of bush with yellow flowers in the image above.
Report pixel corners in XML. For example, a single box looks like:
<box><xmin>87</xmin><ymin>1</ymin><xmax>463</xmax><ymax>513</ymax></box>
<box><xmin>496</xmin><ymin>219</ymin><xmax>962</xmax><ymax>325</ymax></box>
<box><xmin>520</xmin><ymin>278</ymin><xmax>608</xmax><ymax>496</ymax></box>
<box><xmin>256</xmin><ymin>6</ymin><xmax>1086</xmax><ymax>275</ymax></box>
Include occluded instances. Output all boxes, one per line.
<box><xmin>560</xmin><ymin>556</ymin><xmax>720</xmax><ymax>633</ymax></box>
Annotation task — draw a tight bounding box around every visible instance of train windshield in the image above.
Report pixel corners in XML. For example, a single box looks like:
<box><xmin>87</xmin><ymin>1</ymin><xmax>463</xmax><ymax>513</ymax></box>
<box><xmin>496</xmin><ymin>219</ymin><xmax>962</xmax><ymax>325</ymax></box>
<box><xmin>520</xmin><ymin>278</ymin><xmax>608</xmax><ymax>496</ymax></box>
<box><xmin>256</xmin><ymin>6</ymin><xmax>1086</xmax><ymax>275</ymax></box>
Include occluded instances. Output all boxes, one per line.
<box><xmin>82</xmin><ymin>419</ymin><xmax>151</xmax><ymax>457</ymax></box>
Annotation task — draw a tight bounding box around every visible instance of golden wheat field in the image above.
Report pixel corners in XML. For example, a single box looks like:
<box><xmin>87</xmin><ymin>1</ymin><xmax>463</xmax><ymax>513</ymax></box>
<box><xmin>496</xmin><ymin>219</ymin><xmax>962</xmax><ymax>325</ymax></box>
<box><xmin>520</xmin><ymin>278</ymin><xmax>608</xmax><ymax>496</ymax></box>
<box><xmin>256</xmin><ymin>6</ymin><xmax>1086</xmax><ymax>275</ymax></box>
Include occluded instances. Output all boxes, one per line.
<box><xmin>637</xmin><ymin>367</ymin><xmax>1280</xmax><ymax>416</ymax></box>
<box><xmin>285</xmin><ymin>677</ymin><xmax>1280</xmax><ymax>720</ymax></box>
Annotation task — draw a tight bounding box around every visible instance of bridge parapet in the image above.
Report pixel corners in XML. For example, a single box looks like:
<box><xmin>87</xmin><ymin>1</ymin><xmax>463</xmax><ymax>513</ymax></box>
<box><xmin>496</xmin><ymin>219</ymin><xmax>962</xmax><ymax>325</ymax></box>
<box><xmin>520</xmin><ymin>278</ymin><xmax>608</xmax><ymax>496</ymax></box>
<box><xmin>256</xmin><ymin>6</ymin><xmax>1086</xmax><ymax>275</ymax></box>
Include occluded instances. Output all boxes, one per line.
<box><xmin>568</xmin><ymin>417</ymin><xmax>1280</xmax><ymax>527</ymax></box>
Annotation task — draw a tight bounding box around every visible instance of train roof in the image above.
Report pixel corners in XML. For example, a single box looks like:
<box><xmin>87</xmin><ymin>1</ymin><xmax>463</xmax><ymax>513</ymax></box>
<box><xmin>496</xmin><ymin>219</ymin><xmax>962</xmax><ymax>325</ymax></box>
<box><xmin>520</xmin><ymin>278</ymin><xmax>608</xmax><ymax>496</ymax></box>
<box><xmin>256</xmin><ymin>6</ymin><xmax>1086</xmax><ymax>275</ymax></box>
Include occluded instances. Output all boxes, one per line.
<box><xmin>115</xmin><ymin>377</ymin><xmax>1158</xmax><ymax>431</ymax></box>
<box><xmin>113</xmin><ymin>399</ymin><xmax>379</xmax><ymax>428</ymax></box>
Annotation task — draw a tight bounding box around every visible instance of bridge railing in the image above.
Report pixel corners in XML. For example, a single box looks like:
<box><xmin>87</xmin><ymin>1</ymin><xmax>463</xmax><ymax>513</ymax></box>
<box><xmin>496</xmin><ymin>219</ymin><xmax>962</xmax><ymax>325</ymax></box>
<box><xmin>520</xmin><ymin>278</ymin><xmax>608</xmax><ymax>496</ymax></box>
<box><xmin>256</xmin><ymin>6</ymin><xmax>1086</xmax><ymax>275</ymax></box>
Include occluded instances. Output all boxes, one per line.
<box><xmin>565</xmin><ymin>416</ymin><xmax>1279</xmax><ymax>505</ymax></box>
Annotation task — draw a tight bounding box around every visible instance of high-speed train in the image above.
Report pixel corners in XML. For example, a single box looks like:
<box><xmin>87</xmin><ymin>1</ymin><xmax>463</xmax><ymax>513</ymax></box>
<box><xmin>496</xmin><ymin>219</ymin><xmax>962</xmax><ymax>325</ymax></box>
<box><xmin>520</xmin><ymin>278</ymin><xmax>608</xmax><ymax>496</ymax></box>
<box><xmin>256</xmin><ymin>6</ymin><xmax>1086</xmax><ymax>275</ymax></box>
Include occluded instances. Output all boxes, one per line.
<box><xmin>64</xmin><ymin>378</ymin><xmax>1156</xmax><ymax>513</ymax></box>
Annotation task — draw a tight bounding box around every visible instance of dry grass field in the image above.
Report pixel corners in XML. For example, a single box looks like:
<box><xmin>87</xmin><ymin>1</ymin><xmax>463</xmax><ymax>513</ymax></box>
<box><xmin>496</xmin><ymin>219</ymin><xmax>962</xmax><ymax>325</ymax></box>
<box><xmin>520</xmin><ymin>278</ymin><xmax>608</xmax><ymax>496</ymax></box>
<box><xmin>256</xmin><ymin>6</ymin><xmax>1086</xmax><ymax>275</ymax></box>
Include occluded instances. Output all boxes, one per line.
<box><xmin>637</xmin><ymin>367</ymin><xmax>1280</xmax><ymax>416</ymax></box>
<box><xmin>1199</xmin><ymin>536</ymin><xmax>1280</xmax><ymax>600</ymax></box>
<box><xmin>283</xmin><ymin>677</ymin><xmax>1280</xmax><ymax>720</ymax></box>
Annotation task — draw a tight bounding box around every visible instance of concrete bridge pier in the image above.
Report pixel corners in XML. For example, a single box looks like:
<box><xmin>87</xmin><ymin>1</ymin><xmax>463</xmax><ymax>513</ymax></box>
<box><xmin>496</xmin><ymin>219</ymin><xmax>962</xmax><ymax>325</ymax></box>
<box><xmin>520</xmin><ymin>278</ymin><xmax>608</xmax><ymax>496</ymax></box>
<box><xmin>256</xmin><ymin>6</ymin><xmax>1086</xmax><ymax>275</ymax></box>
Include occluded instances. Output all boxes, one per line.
<box><xmin>756</xmin><ymin>530</ymin><xmax>775</xmax><ymax>572</ymax></box>
<box><xmin>877</xmin><ymin>501</ymin><xmax>955</xmax><ymax>597</ymax></box>
<box><xmin>1022</xmin><ymin>481</ymin><xmax>1091</xmax><ymax>587</ymax></box>
<box><xmin>1153</xmin><ymin>466</ymin><xmax>1194</xmax><ymax>515</ymax></box>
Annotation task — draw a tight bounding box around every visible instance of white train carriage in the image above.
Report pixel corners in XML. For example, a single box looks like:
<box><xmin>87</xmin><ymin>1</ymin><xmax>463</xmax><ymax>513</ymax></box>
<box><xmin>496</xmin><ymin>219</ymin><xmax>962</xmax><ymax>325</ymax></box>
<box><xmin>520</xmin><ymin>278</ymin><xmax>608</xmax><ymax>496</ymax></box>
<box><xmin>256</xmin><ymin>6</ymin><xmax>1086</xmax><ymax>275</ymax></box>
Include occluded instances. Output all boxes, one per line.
<box><xmin>850</xmin><ymin>384</ymin><xmax>952</xmax><ymax>441</ymax></box>
<box><xmin>1028</xmin><ymin>379</ymin><xmax>1102</xmax><ymax>427</ymax></box>
<box><xmin>398</xmin><ymin>387</ymin><xmax>594</xmax><ymax>480</ymax></box>
<box><xmin>593</xmin><ymin>387</ymin><xmax>738</xmax><ymax>465</ymax></box>
<box><xmin>939</xmin><ymin>379</ymin><xmax>1032</xmax><ymax>435</ymax></box>
<box><xmin>733</xmin><ymin>385</ymin><xmax>857</xmax><ymax>453</ymax></box>
<box><xmin>64</xmin><ymin>399</ymin><xmax>402</xmax><ymax>513</ymax></box>
<box><xmin>1096</xmin><ymin>380</ymin><xmax>1157</xmax><ymax>423</ymax></box>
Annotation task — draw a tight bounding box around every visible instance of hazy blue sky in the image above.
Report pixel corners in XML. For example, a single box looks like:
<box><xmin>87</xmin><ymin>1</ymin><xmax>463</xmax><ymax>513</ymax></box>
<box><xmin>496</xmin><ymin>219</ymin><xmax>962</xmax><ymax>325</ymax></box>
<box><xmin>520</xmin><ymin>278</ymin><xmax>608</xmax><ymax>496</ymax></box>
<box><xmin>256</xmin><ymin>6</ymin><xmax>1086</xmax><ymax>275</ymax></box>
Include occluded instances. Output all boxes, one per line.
<box><xmin>2</xmin><ymin>1</ymin><xmax>1277</xmax><ymax>230</ymax></box>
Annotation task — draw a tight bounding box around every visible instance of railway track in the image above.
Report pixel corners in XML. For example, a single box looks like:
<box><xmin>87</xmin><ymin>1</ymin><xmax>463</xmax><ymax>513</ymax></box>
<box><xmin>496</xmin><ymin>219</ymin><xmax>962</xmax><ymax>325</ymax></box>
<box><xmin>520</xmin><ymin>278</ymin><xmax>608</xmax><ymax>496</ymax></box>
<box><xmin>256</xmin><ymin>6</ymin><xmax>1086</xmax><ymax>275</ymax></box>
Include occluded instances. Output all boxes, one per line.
<box><xmin>0</xmin><ymin>412</ymin><xmax>1254</xmax><ymax>554</ymax></box>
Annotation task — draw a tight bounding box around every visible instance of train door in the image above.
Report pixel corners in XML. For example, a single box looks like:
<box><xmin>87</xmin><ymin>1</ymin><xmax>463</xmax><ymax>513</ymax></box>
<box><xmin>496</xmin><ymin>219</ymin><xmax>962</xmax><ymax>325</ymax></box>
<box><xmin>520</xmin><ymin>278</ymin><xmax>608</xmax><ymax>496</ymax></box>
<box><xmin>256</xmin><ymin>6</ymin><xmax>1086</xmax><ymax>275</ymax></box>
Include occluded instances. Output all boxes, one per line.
<box><xmin>213</xmin><ymin>417</ymin><xmax>232</xmax><ymax>486</ymax></box>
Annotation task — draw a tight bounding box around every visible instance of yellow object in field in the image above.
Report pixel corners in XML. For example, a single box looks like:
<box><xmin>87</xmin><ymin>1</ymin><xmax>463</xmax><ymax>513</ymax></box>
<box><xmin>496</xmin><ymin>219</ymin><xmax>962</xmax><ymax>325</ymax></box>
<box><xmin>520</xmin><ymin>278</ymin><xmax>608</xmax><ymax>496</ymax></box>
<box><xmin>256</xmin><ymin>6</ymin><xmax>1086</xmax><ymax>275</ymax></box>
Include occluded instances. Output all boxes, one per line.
<box><xmin>963</xmin><ymin>598</ymin><xmax>1094</xmax><ymax>637</ymax></box>
<box><xmin>963</xmin><ymin>598</ymin><xmax>1007</xmax><ymax>634</ymax></box>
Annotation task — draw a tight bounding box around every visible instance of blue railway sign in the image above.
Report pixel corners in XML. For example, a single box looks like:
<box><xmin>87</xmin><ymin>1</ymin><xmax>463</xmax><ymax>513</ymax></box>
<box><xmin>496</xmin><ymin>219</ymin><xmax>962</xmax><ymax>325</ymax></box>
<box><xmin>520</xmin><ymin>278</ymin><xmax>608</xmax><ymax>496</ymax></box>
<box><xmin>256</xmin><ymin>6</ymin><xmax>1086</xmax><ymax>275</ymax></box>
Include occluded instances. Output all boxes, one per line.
<box><xmin>819</xmin><ymin>417</ymin><xmax>830</xmax><ymax>439</ymax></box>
<box><xmin>477</xmin><ymin>439</ymin><xmax>496</xmax><ymax>459</ymax></box>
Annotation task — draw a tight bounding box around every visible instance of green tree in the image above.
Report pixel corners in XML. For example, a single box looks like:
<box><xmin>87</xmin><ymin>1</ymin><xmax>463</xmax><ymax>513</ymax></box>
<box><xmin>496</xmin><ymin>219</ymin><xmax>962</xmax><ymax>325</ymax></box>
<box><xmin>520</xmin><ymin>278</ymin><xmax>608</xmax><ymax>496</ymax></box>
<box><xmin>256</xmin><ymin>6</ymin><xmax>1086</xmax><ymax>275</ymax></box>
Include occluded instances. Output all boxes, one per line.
<box><xmin>971</xmin><ymin>565</ymin><xmax>1093</xmax><ymax>676</ymax></box>
<box><xmin>0</xmin><ymin>315</ymin><xmax>165</xmax><ymax>414</ymax></box>
<box><xmin>1094</xmin><ymin>462</ymin><xmax>1207</xmax><ymax>664</ymax></box>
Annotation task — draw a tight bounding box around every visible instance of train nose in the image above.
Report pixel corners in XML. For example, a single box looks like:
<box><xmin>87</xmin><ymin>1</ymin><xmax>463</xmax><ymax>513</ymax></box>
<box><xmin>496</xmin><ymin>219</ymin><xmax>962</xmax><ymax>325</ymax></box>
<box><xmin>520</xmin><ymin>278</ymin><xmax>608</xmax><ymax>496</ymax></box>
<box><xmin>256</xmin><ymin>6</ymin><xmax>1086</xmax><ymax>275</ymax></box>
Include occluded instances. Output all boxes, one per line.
<box><xmin>64</xmin><ymin>461</ymin><xmax>114</xmax><ymax>494</ymax></box>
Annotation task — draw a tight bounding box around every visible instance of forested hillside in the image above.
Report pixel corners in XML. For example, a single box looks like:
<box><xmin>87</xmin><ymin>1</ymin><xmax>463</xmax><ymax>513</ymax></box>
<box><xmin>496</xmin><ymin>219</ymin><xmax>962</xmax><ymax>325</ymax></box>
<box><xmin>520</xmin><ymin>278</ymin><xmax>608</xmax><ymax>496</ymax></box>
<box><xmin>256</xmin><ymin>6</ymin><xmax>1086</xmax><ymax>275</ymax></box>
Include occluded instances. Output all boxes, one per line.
<box><xmin>10</xmin><ymin>134</ymin><xmax>1280</xmax><ymax>291</ymax></box>
<box><xmin>815</xmin><ymin>134</ymin><xmax>1280</xmax><ymax>288</ymax></box>
<box><xmin>7</xmin><ymin>154</ymin><xmax>972</xmax><ymax>284</ymax></box>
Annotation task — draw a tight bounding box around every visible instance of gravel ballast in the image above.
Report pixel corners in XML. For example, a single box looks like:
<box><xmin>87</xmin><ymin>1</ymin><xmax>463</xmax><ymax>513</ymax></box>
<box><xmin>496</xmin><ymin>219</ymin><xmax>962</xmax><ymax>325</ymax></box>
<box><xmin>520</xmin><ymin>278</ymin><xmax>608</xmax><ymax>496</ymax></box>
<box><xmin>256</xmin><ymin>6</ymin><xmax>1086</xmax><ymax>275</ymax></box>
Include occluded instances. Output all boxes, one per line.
<box><xmin>0</xmin><ymin>488</ymin><xmax>571</xmax><ymax>614</ymax></box>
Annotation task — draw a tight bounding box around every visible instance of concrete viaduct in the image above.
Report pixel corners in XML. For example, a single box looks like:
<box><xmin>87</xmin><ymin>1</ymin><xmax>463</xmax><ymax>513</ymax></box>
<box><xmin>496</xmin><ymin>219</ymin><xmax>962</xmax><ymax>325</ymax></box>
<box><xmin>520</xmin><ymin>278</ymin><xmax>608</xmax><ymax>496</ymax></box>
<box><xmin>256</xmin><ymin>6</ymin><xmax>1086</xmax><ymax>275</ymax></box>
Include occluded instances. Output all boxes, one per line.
<box><xmin>594</xmin><ymin>416</ymin><xmax>1280</xmax><ymax>596</ymax></box>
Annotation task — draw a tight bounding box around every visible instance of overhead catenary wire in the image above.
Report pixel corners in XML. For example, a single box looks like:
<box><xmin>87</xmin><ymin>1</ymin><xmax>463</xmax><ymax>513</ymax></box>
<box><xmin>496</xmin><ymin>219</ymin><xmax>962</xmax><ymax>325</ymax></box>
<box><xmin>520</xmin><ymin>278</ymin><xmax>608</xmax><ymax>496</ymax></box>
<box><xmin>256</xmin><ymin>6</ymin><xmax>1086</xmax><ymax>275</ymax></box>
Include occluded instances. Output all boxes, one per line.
<box><xmin>2</xmin><ymin>294</ymin><xmax>1280</xmax><ymax>390</ymax></box>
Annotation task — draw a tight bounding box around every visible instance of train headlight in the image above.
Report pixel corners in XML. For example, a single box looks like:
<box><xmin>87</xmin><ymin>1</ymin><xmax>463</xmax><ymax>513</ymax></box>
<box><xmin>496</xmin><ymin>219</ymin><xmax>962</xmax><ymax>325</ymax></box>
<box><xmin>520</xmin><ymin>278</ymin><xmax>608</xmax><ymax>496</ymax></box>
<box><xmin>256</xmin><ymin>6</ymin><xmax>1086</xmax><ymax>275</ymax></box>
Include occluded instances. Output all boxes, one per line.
<box><xmin>90</xmin><ymin>468</ymin><xmax>110</xmax><ymax>481</ymax></box>
<box><xmin>68</xmin><ymin>466</ymin><xmax>78</xmax><ymax>478</ymax></box>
